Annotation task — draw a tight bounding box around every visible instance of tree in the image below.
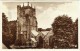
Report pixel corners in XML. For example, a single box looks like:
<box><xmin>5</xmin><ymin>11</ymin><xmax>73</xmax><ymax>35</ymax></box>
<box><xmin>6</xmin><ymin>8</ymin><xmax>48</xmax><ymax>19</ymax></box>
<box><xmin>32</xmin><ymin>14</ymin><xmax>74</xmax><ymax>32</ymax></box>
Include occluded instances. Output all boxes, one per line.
<box><xmin>73</xmin><ymin>19</ymin><xmax>78</xmax><ymax>48</ymax></box>
<box><xmin>8</xmin><ymin>21</ymin><xmax>17</xmax><ymax>44</ymax></box>
<box><xmin>2</xmin><ymin>13</ymin><xmax>11</xmax><ymax>48</ymax></box>
<box><xmin>52</xmin><ymin>15</ymin><xmax>74</xmax><ymax>48</ymax></box>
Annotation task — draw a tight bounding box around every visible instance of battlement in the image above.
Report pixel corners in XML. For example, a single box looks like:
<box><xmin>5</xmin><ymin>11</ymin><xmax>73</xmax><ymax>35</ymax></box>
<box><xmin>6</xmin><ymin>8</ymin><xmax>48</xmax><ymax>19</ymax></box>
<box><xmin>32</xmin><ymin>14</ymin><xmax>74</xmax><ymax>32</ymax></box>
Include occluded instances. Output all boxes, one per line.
<box><xmin>17</xmin><ymin>2</ymin><xmax>35</xmax><ymax>11</ymax></box>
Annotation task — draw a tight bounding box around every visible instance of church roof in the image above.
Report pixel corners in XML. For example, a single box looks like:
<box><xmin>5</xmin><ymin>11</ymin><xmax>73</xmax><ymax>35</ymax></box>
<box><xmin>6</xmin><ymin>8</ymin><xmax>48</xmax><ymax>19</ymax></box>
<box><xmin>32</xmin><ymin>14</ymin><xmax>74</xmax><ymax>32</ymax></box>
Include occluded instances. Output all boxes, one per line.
<box><xmin>41</xmin><ymin>31</ymin><xmax>49</xmax><ymax>35</ymax></box>
<box><xmin>44</xmin><ymin>30</ymin><xmax>53</xmax><ymax>40</ymax></box>
<box><xmin>31</xmin><ymin>38</ymin><xmax>37</xmax><ymax>42</ymax></box>
<box><xmin>31</xmin><ymin>30</ymin><xmax>39</xmax><ymax>36</ymax></box>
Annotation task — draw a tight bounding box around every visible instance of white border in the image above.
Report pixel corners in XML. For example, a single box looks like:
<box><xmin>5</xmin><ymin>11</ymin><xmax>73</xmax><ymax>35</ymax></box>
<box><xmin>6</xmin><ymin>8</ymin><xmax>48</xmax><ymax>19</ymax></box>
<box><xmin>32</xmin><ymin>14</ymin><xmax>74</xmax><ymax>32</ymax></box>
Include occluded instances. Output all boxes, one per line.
<box><xmin>0</xmin><ymin>0</ymin><xmax>79</xmax><ymax>2</ymax></box>
<box><xmin>0</xmin><ymin>0</ymin><xmax>80</xmax><ymax>51</ymax></box>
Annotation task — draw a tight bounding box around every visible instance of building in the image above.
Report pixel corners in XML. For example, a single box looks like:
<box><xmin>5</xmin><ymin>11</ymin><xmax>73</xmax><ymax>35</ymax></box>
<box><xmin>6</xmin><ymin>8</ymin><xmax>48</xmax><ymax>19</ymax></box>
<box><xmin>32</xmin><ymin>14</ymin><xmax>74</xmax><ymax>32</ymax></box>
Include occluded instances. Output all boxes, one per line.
<box><xmin>15</xmin><ymin>2</ymin><xmax>38</xmax><ymax>47</ymax></box>
<box><xmin>35</xmin><ymin>29</ymin><xmax>53</xmax><ymax>48</ymax></box>
<box><xmin>44</xmin><ymin>30</ymin><xmax>53</xmax><ymax>48</ymax></box>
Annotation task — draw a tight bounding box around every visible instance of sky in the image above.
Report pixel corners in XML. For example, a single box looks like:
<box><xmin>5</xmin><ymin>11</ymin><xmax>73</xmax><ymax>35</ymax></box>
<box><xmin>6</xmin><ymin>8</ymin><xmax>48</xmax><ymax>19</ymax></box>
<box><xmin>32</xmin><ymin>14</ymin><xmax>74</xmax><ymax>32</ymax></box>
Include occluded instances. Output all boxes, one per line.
<box><xmin>1</xmin><ymin>1</ymin><xmax>80</xmax><ymax>29</ymax></box>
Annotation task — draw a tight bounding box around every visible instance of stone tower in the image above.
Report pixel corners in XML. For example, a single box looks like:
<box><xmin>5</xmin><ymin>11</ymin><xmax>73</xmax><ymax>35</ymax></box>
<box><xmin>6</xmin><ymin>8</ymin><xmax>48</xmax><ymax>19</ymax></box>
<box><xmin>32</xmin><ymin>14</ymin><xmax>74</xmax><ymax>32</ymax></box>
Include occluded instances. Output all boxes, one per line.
<box><xmin>16</xmin><ymin>2</ymin><xmax>38</xmax><ymax>47</ymax></box>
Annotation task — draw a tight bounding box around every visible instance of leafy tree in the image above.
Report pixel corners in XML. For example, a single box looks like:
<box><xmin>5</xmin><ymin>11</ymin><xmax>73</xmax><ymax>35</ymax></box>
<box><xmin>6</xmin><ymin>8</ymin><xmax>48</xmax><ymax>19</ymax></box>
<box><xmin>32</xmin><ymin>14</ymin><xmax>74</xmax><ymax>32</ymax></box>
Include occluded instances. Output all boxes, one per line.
<box><xmin>8</xmin><ymin>21</ymin><xmax>17</xmax><ymax>44</ymax></box>
<box><xmin>73</xmin><ymin>19</ymin><xmax>78</xmax><ymax>48</ymax></box>
<box><xmin>2</xmin><ymin>13</ymin><xmax>11</xmax><ymax>48</ymax></box>
<box><xmin>52</xmin><ymin>15</ymin><xmax>74</xmax><ymax>48</ymax></box>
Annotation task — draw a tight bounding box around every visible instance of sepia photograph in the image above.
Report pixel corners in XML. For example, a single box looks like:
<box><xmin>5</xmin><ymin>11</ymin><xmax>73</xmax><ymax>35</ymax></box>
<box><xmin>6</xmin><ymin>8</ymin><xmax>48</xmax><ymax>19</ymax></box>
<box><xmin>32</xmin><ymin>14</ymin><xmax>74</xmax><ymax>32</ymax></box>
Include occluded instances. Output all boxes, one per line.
<box><xmin>2</xmin><ymin>1</ymin><xmax>78</xmax><ymax>49</ymax></box>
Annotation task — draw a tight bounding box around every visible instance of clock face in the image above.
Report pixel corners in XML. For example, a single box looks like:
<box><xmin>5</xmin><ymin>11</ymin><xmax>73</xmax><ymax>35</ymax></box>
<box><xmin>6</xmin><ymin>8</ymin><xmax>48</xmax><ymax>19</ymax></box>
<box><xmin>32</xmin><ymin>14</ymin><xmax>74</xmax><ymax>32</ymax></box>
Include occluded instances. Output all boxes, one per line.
<box><xmin>25</xmin><ymin>9</ymin><xmax>31</xmax><ymax>14</ymax></box>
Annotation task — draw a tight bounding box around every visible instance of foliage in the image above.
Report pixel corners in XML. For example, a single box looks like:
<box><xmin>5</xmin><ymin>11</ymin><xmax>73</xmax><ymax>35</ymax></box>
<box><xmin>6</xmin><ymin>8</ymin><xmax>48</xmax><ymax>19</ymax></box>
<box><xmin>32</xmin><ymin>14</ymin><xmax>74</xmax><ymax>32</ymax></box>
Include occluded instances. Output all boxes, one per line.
<box><xmin>73</xmin><ymin>19</ymin><xmax>78</xmax><ymax>48</ymax></box>
<box><xmin>51</xmin><ymin>15</ymin><xmax>74</xmax><ymax>48</ymax></box>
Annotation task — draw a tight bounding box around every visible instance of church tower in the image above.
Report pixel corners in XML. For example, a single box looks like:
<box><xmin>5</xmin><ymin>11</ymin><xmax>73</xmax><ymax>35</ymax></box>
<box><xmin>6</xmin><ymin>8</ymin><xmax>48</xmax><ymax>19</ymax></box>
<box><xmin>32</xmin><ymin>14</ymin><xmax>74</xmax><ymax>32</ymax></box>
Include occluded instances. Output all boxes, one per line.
<box><xmin>16</xmin><ymin>2</ymin><xmax>38</xmax><ymax>47</ymax></box>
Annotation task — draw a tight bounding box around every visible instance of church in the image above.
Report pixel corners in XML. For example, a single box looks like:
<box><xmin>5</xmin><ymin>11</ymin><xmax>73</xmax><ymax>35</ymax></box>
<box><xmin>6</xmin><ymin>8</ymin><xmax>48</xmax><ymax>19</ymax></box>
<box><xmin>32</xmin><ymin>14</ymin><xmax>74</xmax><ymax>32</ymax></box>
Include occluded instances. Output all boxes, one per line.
<box><xmin>15</xmin><ymin>2</ymin><xmax>38</xmax><ymax>47</ymax></box>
